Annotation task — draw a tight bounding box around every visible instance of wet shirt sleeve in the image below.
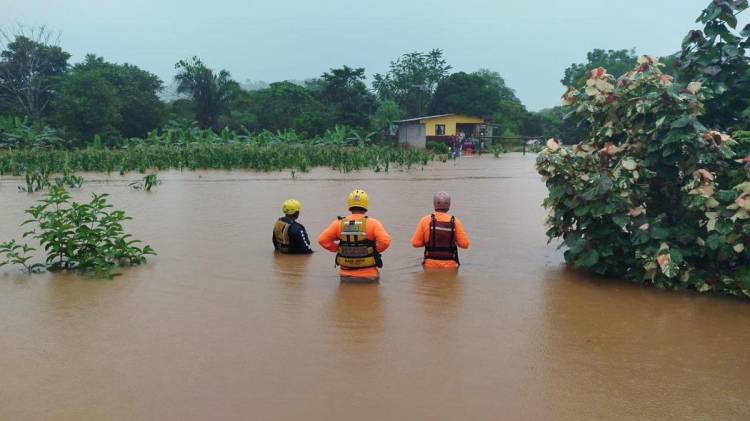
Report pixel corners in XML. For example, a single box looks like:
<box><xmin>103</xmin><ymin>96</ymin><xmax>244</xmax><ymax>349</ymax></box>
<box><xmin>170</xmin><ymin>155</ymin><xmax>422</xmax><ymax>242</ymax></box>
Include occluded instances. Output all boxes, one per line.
<box><xmin>455</xmin><ymin>218</ymin><xmax>470</xmax><ymax>249</ymax></box>
<box><xmin>371</xmin><ymin>219</ymin><xmax>391</xmax><ymax>253</ymax></box>
<box><xmin>290</xmin><ymin>223</ymin><xmax>313</xmax><ymax>254</ymax></box>
<box><xmin>411</xmin><ymin>216</ymin><xmax>428</xmax><ymax>248</ymax></box>
<box><xmin>318</xmin><ymin>220</ymin><xmax>340</xmax><ymax>252</ymax></box>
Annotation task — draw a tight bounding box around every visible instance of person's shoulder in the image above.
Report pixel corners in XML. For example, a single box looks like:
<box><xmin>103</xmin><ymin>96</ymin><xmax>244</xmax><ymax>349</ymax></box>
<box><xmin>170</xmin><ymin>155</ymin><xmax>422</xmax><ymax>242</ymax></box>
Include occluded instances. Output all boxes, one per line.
<box><xmin>365</xmin><ymin>216</ymin><xmax>387</xmax><ymax>228</ymax></box>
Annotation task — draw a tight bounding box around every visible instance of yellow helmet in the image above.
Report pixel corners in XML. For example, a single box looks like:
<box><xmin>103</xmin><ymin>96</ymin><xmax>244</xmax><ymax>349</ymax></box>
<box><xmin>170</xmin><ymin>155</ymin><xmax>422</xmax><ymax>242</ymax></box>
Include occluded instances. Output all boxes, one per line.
<box><xmin>282</xmin><ymin>199</ymin><xmax>301</xmax><ymax>215</ymax></box>
<box><xmin>347</xmin><ymin>189</ymin><xmax>369</xmax><ymax>211</ymax></box>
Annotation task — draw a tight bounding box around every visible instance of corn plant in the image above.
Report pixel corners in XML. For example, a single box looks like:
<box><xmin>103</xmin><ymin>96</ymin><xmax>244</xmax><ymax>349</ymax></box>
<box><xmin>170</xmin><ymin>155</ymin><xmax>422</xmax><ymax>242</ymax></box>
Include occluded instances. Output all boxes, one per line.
<box><xmin>54</xmin><ymin>167</ymin><xmax>84</xmax><ymax>189</ymax></box>
<box><xmin>129</xmin><ymin>174</ymin><xmax>160</xmax><ymax>191</ymax></box>
<box><xmin>18</xmin><ymin>168</ymin><xmax>51</xmax><ymax>193</ymax></box>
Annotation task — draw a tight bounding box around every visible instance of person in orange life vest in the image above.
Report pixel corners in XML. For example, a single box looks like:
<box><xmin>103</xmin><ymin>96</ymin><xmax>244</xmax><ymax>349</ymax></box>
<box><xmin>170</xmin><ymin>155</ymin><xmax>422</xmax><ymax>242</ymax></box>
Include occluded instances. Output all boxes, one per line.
<box><xmin>411</xmin><ymin>191</ymin><xmax>470</xmax><ymax>269</ymax></box>
<box><xmin>318</xmin><ymin>189</ymin><xmax>391</xmax><ymax>282</ymax></box>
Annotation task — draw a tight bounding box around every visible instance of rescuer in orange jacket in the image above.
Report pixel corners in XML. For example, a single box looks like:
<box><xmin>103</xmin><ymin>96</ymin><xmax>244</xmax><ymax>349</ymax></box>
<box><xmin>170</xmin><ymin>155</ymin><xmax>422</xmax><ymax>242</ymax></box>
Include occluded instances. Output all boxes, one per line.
<box><xmin>411</xmin><ymin>191</ymin><xmax>470</xmax><ymax>269</ymax></box>
<box><xmin>318</xmin><ymin>189</ymin><xmax>391</xmax><ymax>282</ymax></box>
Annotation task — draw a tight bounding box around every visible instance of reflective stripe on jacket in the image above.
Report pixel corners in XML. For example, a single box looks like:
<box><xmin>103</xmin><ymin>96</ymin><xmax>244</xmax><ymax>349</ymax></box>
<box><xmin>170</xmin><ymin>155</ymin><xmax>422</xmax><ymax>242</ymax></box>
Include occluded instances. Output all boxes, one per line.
<box><xmin>319</xmin><ymin>214</ymin><xmax>391</xmax><ymax>279</ymax></box>
<box><xmin>273</xmin><ymin>216</ymin><xmax>313</xmax><ymax>254</ymax></box>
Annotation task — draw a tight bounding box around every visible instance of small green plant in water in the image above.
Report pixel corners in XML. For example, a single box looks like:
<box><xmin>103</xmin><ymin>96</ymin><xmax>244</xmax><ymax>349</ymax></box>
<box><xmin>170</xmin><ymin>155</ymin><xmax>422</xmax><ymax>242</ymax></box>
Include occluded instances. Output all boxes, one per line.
<box><xmin>492</xmin><ymin>145</ymin><xmax>505</xmax><ymax>158</ymax></box>
<box><xmin>18</xmin><ymin>168</ymin><xmax>50</xmax><ymax>193</ymax></box>
<box><xmin>0</xmin><ymin>240</ymin><xmax>44</xmax><ymax>273</ymax></box>
<box><xmin>129</xmin><ymin>174</ymin><xmax>161</xmax><ymax>191</ymax></box>
<box><xmin>54</xmin><ymin>168</ymin><xmax>84</xmax><ymax>189</ymax></box>
<box><xmin>18</xmin><ymin>186</ymin><xmax>155</xmax><ymax>277</ymax></box>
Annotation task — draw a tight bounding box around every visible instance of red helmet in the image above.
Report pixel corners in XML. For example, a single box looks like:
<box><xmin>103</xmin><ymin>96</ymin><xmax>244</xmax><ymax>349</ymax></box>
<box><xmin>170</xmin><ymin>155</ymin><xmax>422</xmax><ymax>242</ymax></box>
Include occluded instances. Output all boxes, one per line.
<box><xmin>433</xmin><ymin>191</ymin><xmax>451</xmax><ymax>211</ymax></box>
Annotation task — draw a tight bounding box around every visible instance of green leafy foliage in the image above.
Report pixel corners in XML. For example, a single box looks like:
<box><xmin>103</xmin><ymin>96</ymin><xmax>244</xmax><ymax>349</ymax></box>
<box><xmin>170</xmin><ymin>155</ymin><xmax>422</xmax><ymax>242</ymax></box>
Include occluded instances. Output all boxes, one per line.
<box><xmin>429</xmin><ymin>71</ymin><xmax>502</xmax><ymax>118</ymax></box>
<box><xmin>53</xmin><ymin>55</ymin><xmax>164</xmax><ymax>144</ymax></box>
<box><xmin>0</xmin><ymin>116</ymin><xmax>68</xmax><ymax>149</ymax></box>
<box><xmin>18</xmin><ymin>167</ymin><xmax>50</xmax><ymax>192</ymax></box>
<box><xmin>53</xmin><ymin>167</ymin><xmax>83</xmax><ymax>189</ymax></box>
<box><xmin>0</xmin><ymin>239</ymin><xmax>44</xmax><ymax>273</ymax></box>
<box><xmin>561</xmin><ymin>49</ymin><xmax>638</xmax><ymax>88</ymax></box>
<box><xmin>129</xmin><ymin>174</ymin><xmax>160</xmax><ymax>192</ymax></box>
<box><xmin>538</xmin><ymin>54</ymin><xmax>750</xmax><ymax>298</ymax></box>
<box><xmin>242</xmin><ymin>81</ymin><xmax>331</xmax><ymax>136</ymax></box>
<box><xmin>0</xmin><ymin>125</ymin><xmax>438</xmax><ymax>175</ymax></box>
<box><xmin>491</xmin><ymin>144</ymin><xmax>505</xmax><ymax>158</ymax></box>
<box><xmin>0</xmin><ymin>29</ymin><xmax>70</xmax><ymax>123</ymax></box>
<box><xmin>18</xmin><ymin>186</ymin><xmax>155</xmax><ymax>277</ymax></box>
<box><xmin>372</xmin><ymin>49</ymin><xmax>451</xmax><ymax>117</ymax></box>
<box><xmin>371</xmin><ymin>99</ymin><xmax>402</xmax><ymax>135</ymax></box>
<box><xmin>174</xmin><ymin>57</ymin><xmax>239</xmax><ymax>130</ymax></box>
<box><xmin>677</xmin><ymin>0</ymin><xmax>750</xmax><ymax>131</ymax></box>
<box><xmin>316</xmin><ymin>66</ymin><xmax>376</xmax><ymax>129</ymax></box>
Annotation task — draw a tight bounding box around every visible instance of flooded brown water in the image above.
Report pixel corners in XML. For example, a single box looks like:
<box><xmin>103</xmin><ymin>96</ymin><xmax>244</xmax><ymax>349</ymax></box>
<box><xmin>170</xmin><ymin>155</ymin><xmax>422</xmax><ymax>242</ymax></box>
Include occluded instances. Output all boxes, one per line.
<box><xmin>1</xmin><ymin>153</ymin><xmax>749</xmax><ymax>420</ymax></box>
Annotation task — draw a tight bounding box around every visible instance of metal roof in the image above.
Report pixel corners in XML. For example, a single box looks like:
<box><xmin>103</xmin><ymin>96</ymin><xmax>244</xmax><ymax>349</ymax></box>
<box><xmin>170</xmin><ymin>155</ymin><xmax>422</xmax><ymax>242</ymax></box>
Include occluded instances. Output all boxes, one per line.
<box><xmin>393</xmin><ymin>114</ymin><xmax>455</xmax><ymax>123</ymax></box>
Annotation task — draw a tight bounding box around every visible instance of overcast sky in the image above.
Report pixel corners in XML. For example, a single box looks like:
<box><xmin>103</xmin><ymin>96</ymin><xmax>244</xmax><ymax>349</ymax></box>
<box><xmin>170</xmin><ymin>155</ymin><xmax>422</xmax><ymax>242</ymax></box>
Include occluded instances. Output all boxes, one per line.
<box><xmin>2</xmin><ymin>0</ymin><xmax>744</xmax><ymax>111</ymax></box>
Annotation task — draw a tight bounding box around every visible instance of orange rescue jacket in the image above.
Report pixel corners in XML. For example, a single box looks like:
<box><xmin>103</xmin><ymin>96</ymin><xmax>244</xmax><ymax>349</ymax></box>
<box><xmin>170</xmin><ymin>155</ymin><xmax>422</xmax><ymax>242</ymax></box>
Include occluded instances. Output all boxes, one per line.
<box><xmin>411</xmin><ymin>212</ymin><xmax>470</xmax><ymax>269</ymax></box>
<box><xmin>319</xmin><ymin>214</ymin><xmax>391</xmax><ymax>279</ymax></box>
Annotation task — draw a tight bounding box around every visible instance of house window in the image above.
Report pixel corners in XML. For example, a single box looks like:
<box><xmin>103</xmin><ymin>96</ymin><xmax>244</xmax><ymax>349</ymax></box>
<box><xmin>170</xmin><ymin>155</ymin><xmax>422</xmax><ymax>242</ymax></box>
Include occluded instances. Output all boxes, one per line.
<box><xmin>435</xmin><ymin>124</ymin><xmax>446</xmax><ymax>135</ymax></box>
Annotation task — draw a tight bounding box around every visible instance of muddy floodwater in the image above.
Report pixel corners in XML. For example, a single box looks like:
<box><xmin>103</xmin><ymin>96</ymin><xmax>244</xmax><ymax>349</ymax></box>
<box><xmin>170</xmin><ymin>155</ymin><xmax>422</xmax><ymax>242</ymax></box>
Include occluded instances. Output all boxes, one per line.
<box><xmin>1</xmin><ymin>153</ymin><xmax>749</xmax><ymax>420</ymax></box>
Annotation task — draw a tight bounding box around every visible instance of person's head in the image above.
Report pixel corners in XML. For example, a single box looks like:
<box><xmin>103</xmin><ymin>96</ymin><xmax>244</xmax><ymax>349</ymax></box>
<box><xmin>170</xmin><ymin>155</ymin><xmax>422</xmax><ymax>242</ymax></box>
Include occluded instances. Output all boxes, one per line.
<box><xmin>282</xmin><ymin>199</ymin><xmax>302</xmax><ymax>220</ymax></box>
<box><xmin>433</xmin><ymin>191</ymin><xmax>451</xmax><ymax>212</ymax></box>
<box><xmin>347</xmin><ymin>189</ymin><xmax>369</xmax><ymax>214</ymax></box>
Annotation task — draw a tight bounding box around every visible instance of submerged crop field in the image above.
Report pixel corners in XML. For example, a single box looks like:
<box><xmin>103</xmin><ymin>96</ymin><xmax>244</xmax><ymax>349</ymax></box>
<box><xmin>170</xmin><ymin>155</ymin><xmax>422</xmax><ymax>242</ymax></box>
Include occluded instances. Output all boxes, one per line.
<box><xmin>0</xmin><ymin>143</ymin><xmax>441</xmax><ymax>175</ymax></box>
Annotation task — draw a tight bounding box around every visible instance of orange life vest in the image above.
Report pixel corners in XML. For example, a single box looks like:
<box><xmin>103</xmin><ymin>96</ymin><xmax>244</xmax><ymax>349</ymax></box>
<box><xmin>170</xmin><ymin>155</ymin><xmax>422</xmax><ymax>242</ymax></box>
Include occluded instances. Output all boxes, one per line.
<box><xmin>336</xmin><ymin>217</ymin><xmax>378</xmax><ymax>269</ymax></box>
<box><xmin>424</xmin><ymin>214</ymin><xmax>459</xmax><ymax>264</ymax></box>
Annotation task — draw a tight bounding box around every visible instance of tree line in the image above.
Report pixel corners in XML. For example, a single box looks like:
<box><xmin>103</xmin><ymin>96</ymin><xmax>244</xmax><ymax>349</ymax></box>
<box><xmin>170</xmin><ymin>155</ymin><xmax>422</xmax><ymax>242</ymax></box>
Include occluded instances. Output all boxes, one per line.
<box><xmin>0</xmin><ymin>29</ymin><xmax>548</xmax><ymax>147</ymax></box>
<box><xmin>4</xmin><ymin>20</ymin><xmax>745</xmax><ymax>149</ymax></box>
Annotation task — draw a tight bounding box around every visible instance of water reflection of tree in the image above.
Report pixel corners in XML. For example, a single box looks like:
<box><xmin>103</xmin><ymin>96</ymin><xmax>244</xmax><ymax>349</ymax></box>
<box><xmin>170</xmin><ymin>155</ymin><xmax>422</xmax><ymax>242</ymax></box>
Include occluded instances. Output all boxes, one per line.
<box><xmin>536</xmin><ymin>267</ymin><xmax>750</xmax><ymax>420</ymax></box>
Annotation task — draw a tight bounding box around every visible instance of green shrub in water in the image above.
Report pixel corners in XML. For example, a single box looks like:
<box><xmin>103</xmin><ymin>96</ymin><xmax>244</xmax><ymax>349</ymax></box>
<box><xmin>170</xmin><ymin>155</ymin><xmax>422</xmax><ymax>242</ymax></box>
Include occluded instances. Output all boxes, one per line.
<box><xmin>10</xmin><ymin>186</ymin><xmax>156</xmax><ymax>277</ymax></box>
<box><xmin>537</xmin><ymin>56</ymin><xmax>750</xmax><ymax>298</ymax></box>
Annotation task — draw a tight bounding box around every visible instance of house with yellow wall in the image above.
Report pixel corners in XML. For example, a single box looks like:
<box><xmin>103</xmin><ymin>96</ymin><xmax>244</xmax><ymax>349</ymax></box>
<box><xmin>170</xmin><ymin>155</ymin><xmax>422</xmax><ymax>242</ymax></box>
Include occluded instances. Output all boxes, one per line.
<box><xmin>395</xmin><ymin>114</ymin><xmax>485</xmax><ymax>148</ymax></box>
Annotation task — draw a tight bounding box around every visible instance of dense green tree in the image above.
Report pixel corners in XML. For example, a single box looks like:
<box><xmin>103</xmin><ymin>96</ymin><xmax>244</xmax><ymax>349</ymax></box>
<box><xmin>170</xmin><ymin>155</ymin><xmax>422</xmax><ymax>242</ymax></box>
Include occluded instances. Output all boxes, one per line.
<box><xmin>373</xmin><ymin>49</ymin><xmax>451</xmax><ymax>117</ymax></box>
<box><xmin>247</xmin><ymin>81</ymin><xmax>331</xmax><ymax>135</ymax></box>
<box><xmin>0</xmin><ymin>28</ymin><xmax>70</xmax><ymax>123</ymax></box>
<box><xmin>174</xmin><ymin>57</ymin><xmax>238</xmax><ymax>130</ymax></box>
<box><xmin>473</xmin><ymin>69</ymin><xmax>520</xmax><ymax>102</ymax></box>
<box><xmin>218</xmin><ymin>89</ymin><xmax>257</xmax><ymax>131</ymax></box>
<box><xmin>676</xmin><ymin>0</ymin><xmax>750</xmax><ymax>131</ymax></box>
<box><xmin>473</xmin><ymin>69</ymin><xmax>536</xmax><ymax>137</ymax></box>
<box><xmin>55</xmin><ymin>69</ymin><xmax>121</xmax><ymax>145</ymax></box>
<box><xmin>429</xmin><ymin>72</ymin><xmax>501</xmax><ymax>117</ymax></box>
<box><xmin>371</xmin><ymin>99</ymin><xmax>403</xmax><ymax>134</ymax></box>
<box><xmin>316</xmin><ymin>66</ymin><xmax>376</xmax><ymax>128</ymax></box>
<box><xmin>53</xmin><ymin>55</ymin><xmax>164</xmax><ymax>144</ymax></box>
<box><xmin>164</xmin><ymin>99</ymin><xmax>196</xmax><ymax>124</ymax></box>
<box><xmin>561</xmin><ymin>49</ymin><xmax>637</xmax><ymax>88</ymax></box>
<box><xmin>531</xmin><ymin>107</ymin><xmax>587</xmax><ymax>144</ymax></box>
<box><xmin>71</xmin><ymin>55</ymin><xmax>163</xmax><ymax>137</ymax></box>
